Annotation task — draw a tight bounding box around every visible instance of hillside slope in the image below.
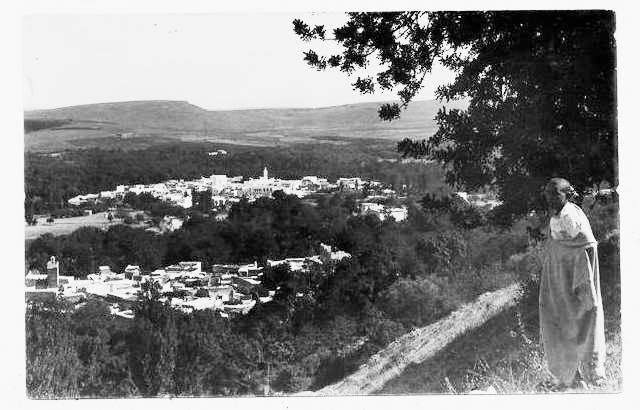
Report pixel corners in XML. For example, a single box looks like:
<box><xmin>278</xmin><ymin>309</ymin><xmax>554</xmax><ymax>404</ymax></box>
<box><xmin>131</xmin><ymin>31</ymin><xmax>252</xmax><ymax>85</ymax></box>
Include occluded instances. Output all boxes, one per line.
<box><xmin>309</xmin><ymin>283</ymin><xmax>521</xmax><ymax>395</ymax></box>
<box><xmin>378</xmin><ymin>283</ymin><xmax>621</xmax><ymax>394</ymax></box>
<box><xmin>304</xmin><ymin>280</ymin><xmax>621</xmax><ymax>395</ymax></box>
<box><xmin>24</xmin><ymin>99</ymin><xmax>468</xmax><ymax>152</ymax></box>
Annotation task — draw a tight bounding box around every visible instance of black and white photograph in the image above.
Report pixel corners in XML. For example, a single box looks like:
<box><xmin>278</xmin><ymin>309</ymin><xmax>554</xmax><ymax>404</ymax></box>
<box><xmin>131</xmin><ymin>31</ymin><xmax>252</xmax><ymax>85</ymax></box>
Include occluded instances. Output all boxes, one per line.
<box><xmin>6</xmin><ymin>0</ymin><xmax>635</xmax><ymax>404</ymax></box>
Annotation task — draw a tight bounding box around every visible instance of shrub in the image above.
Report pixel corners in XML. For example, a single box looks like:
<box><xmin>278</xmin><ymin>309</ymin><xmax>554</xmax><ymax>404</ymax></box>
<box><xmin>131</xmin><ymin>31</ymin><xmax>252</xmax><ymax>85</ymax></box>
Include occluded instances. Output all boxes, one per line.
<box><xmin>272</xmin><ymin>365</ymin><xmax>311</xmax><ymax>393</ymax></box>
<box><xmin>416</xmin><ymin>231</ymin><xmax>468</xmax><ymax>276</ymax></box>
<box><xmin>195</xmin><ymin>288</ymin><xmax>209</xmax><ymax>298</ymax></box>
<box><xmin>466</xmin><ymin>228</ymin><xmax>529</xmax><ymax>268</ymax></box>
<box><xmin>376</xmin><ymin>277</ymin><xmax>461</xmax><ymax>328</ymax></box>
<box><xmin>586</xmin><ymin>201</ymin><xmax>619</xmax><ymax>242</ymax></box>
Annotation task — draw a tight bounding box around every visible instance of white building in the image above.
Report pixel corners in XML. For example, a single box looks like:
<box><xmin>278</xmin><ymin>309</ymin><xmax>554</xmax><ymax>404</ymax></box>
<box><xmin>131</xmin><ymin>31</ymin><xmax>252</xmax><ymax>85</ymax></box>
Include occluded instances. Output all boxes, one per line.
<box><xmin>209</xmin><ymin>175</ymin><xmax>229</xmax><ymax>193</ymax></box>
<box><xmin>171</xmin><ymin>297</ymin><xmax>223</xmax><ymax>313</ymax></box>
<box><xmin>128</xmin><ymin>184</ymin><xmax>147</xmax><ymax>195</ymax></box>
<box><xmin>360</xmin><ymin>202</ymin><xmax>384</xmax><ymax>214</ymax></box>
<box><xmin>241</xmin><ymin>168</ymin><xmax>275</xmax><ymax>198</ymax></box>
<box><xmin>359</xmin><ymin>203</ymin><xmax>407</xmax><ymax>222</ymax></box>
<box><xmin>337</xmin><ymin>177</ymin><xmax>364</xmax><ymax>191</ymax></box>
<box><xmin>123</xmin><ymin>265</ymin><xmax>141</xmax><ymax>279</ymax></box>
<box><xmin>330</xmin><ymin>250</ymin><xmax>351</xmax><ymax>261</ymax></box>
<box><xmin>68</xmin><ymin>193</ymin><xmax>100</xmax><ymax>206</ymax></box>
<box><xmin>319</xmin><ymin>243</ymin><xmax>352</xmax><ymax>262</ymax></box>
<box><xmin>238</xmin><ymin>262</ymin><xmax>262</xmax><ymax>277</ymax></box>
<box><xmin>387</xmin><ymin>207</ymin><xmax>408</xmax><ymax>222</ymax></box>
<box><xmin>164</xmin><ymin>261</ymin><xmax>203</xmax><ymax>279</ymax></box>
<box><xmin>267</xmin><ymin>257</ymin><xmax>314</xmax><ymax>272</ymax></box>
<box><xmin>301</xmin><ymin>176</ymin><xmax>329</xmax><ymax>191</ymax></box>
<box><xmin>159</xmin><ymin>216</ymin><xmax>184</xmax><ymax>232</ymax></box>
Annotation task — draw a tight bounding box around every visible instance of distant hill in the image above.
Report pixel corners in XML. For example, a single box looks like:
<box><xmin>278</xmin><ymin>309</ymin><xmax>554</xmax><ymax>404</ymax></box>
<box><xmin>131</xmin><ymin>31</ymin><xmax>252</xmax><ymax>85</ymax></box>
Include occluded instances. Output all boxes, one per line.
<box><xmin>24</xmin><ymin>99</ymin><xmax>468</xmax><ymax>152</ymax></box>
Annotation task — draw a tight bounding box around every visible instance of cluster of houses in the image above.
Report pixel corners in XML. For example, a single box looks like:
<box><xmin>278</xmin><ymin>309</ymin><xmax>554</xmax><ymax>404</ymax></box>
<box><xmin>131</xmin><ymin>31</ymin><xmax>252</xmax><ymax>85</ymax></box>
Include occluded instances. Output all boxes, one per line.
<box><xmin>67</xmin><ymin>166</ymin><xmax>396</xmax><ymax>212</ymax></box>
<box><xmin>66</xmin><ymin>166</ymin><xmax>409</xmax><ymax>223</ymax></box>
<box><xmin>25</xmin><ymin>245</ymin><xmax>351</xmax><ymax>319</ymax></box>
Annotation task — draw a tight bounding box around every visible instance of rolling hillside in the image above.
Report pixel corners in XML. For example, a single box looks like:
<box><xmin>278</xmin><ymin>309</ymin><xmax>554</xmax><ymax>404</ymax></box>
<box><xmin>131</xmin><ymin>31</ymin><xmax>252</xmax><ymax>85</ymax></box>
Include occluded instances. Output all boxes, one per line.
<box><xmin>24</xmin><ymin>99</ymin><xmax>468</xmax><ymax>152</ymax></box>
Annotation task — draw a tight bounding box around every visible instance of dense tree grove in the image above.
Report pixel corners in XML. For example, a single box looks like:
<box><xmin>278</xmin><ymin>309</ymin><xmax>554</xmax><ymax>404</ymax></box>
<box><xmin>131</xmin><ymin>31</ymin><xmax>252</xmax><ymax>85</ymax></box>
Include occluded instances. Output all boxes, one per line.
<box><xmin>26</xmin><ymin>191</ymin><xmax>524</xmax><ymax>278</ymax></box>
<box><xmin>295</xmin><ymin>11</ymin><xmax>616</xmax><ymax>224</ymax></box>
<box><xmin>122</xmin><ymin>192</ymin><xmax>187</xmax><ymax>220</ymax></box>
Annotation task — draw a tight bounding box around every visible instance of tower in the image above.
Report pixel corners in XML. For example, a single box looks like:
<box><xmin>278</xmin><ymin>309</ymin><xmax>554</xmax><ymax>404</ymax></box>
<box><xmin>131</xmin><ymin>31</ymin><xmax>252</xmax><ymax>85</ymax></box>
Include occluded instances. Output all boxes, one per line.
<box><xmin>46</xmin><ymin>256</ymin><xmax>59</xmax><ymax>288</ymax></box>
<box><xmin>263</xmin><ymin>167</ymin><xmax>268</xmax><ymax>181</ymax></box>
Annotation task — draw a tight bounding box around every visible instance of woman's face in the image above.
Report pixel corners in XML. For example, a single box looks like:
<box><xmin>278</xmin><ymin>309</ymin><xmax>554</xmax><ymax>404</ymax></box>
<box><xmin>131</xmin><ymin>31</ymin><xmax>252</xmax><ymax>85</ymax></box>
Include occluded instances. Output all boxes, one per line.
<box><xmin>544</xmin><ymin>183</ymin><xmax>567</xmax><ymax>213</ymax></box>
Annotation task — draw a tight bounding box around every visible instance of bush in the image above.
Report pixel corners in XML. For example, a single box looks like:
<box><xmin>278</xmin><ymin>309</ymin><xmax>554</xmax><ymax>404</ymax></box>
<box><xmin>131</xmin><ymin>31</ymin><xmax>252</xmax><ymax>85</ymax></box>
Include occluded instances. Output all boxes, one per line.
<box><xmin>416</xmin><ymin>231</ymin><xmax>468</xmax><ymax>276</ymax></box>
<box><xmin>272</xmin><ymin>365</ymin><xmax>311</xmax><ymax>393</ymax></box>
<box><xmin>586</xmin><ymin>201</ymin><xmax>619</xmax><ymax>242</ymax></box>
<box><xmin>466</xmin><ymin>228</ymin><xmax>529</xmax><ymax>268</ymax></box>
<box><xmin>445</xmin><ymin>263</ymin><xmax>517</xmax><ymax>302</ymax></box>
<box><xmin>195</xmin><ymin>288</ymin><xmax>209</xmax><ymax>298</ymax></box>
<box><xmin>376</xmin><ymin>277</ymin><xmax>460</xmax><ymax>328</ymax></box>
<box><xmin>366</xmin><ymin>315</ymin><xmax>406</xmax><ymax>348</ymax></box>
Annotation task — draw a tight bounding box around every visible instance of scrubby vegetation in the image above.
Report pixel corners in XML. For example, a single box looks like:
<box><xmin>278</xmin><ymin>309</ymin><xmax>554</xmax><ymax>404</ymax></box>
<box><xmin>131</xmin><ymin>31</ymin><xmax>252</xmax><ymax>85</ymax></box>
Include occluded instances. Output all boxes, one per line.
<box><xmin>380</xmin><ymin>201</ymin><xmax>621</xmax><ymax>394</ymax></box>
<box><xmin>25</xmin><ymin>188</ymin><xmax>545</xmax><ymax>397</ymax></box>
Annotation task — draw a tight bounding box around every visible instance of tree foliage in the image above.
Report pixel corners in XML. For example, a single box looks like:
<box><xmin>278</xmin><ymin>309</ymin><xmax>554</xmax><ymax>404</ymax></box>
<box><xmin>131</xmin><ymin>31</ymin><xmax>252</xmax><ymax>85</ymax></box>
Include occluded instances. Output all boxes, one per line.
<box><xmin>26</xmin><ymin>188</ymin><xmax>555</xmax><ymax>398</ymax></box>
<box><xmin>294</xmin><ymin>11</ymin><xmax>616</xmax><ymax>224</ymax></box>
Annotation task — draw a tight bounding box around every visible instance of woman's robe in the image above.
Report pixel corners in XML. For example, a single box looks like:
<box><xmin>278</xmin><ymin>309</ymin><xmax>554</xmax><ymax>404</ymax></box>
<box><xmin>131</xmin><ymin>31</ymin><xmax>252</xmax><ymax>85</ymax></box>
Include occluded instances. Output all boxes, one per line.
<box><xmin>539</xmin><ymin>202</ymin><xmax>606</xmax><ymax>384</ymax></box>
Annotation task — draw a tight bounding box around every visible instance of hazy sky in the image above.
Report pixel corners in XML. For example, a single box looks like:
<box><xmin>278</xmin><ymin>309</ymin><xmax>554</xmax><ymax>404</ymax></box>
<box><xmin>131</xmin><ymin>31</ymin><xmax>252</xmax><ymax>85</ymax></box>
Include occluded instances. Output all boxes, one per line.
<box><xmin>22</xmin><ymin>13</ymin><xmax>456</xmax><ymax>110</ymax></box>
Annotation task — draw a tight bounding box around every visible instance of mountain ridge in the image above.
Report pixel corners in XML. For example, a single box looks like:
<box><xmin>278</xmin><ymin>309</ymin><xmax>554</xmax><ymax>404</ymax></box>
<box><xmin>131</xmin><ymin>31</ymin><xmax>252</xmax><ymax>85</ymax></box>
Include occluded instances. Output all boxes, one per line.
<box><xmin>25</xmin><ymin>98</ymin><xmax>464</xmax><ymax>116</ymax></box>
<box><xmin>24</xmin><ymin>99</ymin><xmax>468</xmax><ymax>152</ymax></box>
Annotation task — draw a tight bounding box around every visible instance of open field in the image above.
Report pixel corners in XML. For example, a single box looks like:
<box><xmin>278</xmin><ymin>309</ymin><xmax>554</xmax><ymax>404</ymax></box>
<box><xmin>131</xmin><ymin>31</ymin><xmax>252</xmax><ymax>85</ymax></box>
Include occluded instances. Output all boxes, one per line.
<box><xmin>25</xmin><ymin>212</ymin><xmax>122</xmax><ymax>240</ymax></box>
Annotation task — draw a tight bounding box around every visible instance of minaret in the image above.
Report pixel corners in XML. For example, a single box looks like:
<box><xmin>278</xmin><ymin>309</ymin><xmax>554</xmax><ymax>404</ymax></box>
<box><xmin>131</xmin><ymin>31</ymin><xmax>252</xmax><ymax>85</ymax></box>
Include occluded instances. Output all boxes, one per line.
<box><xmin>46</xmin><ymin>256</ymin><xmax>59</xmax><ymax>288</ymax></box>
<box><xmin>263</xmin><ymin>167</ymin><xmax>268</xmax><ymax>181</ymax></box>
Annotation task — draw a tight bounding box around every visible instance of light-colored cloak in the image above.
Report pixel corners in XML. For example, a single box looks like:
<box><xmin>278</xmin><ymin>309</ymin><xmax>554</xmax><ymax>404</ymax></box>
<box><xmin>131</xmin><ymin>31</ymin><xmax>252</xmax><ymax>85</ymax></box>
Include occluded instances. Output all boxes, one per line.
<box><xmin>539</xmin><ymin>221</ymin><xmax>606</xmax><ymax>384</ymax></box>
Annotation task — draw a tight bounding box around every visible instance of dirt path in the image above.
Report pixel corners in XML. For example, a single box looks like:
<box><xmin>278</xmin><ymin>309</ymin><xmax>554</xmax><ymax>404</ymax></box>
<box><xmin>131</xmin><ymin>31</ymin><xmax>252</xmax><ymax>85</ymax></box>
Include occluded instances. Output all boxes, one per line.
<box><xmin>309</xmin><ymin>283</ymin><xmax>522</xmax><ymax>395</ymax></box>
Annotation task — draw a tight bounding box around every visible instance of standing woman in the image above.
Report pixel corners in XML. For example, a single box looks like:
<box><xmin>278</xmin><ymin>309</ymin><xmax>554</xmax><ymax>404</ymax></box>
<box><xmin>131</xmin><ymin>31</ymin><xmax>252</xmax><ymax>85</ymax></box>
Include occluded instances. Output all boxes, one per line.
<box><xmin>540</xmin><ymin>178</ymin><xmax>606</xmax><ymax>389</ymax></box>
